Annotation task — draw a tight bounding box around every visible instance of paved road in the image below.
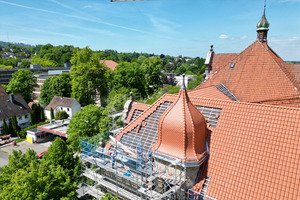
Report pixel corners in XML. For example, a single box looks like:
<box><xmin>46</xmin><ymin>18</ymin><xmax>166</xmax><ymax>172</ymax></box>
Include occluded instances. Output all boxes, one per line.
<box><xmin>0</xmin><ymin>138</ymin><xmax>52</xmax><ymax>167</ymax></box>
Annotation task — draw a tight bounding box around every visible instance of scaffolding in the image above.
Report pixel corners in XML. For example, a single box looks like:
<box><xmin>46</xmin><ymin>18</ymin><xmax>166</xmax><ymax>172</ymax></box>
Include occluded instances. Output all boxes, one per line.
<box><xmin>107</xmin><ymin>92</ymin><xmax>141</xmax><ymax>135</ymax></box>
<box><xmin>80</xmin><ymin>134</ymin><xmax>188</xmax><ymax>200</ymax></box>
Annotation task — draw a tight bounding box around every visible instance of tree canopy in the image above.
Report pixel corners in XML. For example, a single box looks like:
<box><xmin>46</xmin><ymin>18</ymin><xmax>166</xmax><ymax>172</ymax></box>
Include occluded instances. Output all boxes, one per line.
<box><xmin>40</xmin><ymin>73</ymin><xmax>72</xmax><ymax>106</ymax></box>
<box><xmin>6</xmin><ymin>69</ymin><xmax>37</xmax><ymax>102</ymax></box>
<box><xmin>70</xmin><ymin>47</ymin><xmax>107</xmax><ymax>106</ymax></box>
<box><xmin>67</xmin><ymin>105</ymin><xmax>105</xmax><ymax>151</ymax></box>
<box><xmin>0</xmin><ymin>138</ymin><xmax>80</xmax><ymax>200</ymax></box>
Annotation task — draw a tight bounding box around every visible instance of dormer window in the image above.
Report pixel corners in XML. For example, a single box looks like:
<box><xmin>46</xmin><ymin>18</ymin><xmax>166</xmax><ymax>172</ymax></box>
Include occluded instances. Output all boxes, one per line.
<box><xmin>230</xmin><ymin>63</ymin><xmax>236</xmax><ymax>68</ymax></box>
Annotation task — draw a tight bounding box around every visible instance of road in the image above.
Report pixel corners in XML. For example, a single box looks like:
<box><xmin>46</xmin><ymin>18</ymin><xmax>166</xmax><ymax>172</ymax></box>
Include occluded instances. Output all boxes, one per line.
<box><xmin>0</xmin><ymin>138</ymin><xmax>52</xmax><ymax>167</ymax></box>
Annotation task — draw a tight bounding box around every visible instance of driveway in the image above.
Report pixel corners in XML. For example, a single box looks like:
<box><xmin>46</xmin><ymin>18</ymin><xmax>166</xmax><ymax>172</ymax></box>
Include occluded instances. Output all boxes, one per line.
<box><xmin>0</xmin><ymin>137</ymin><xmax>52</xmax><ymax>167</ymax></box>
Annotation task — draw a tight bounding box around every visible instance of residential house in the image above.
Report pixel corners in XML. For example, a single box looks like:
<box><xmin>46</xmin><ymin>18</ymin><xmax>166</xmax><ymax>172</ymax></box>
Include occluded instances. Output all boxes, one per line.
<box><xmin>0</xmin><ymin>94</ymin><xmax>31</xmax><ymax>134</ymax></box>
<box><xmin>45</xmin><ymin>96</ymin><xmax>81</xmax><ymax>120</ymax></box>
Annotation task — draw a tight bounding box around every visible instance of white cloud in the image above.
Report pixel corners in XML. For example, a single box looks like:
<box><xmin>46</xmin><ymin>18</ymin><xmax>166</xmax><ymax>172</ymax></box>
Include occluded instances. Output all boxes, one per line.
<box><xmin>149</xmin><ymin>15</ymin><xmax>180</xmax><ymax>34</ymax></box>
<box><xmin>240</xmin><ymin>35</ymin><xmax>248</xmax><ymax>39</ymax></box>
<box><xmin>219</xmin><ymin>34</ymin><xmax>228</xmax><ymax>39</ymax></box>
<box><xmin>0</xmin><ymin>0</ymin><xmax>148</xmax><ymax>34</ymax></box>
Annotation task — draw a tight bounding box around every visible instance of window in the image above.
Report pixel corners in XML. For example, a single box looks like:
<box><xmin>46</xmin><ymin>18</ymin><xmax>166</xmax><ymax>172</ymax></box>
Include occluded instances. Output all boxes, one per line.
<box><xmin>67</xmin><ymin>108</ymin><xmax>70</xmax><ymax>111</ymax></box>
<box><xmin>19</xmin><ymin>116</ymin><xmax>22</xmax><ymax>120</ymax></box>
<box><xmin>25</xmin><ymin>115</ymin><xmax>28</xmax><ymax>119</ymax></box>
<box><xmin>61</xmin><ymin>107</ymin><xmax>63</xmax><ymax>110</ymax></box>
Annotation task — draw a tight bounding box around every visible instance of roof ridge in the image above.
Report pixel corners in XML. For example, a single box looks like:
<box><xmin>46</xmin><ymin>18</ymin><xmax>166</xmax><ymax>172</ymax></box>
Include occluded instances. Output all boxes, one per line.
<box><xmin>259</xmin><ymin>42</ymin><xmax>300</xmax><ymax>95</ymax></box>
<box><xmin>204</xmin><ymin>42</ymin><xmax>258</xmax><ymax>82</ymax></box>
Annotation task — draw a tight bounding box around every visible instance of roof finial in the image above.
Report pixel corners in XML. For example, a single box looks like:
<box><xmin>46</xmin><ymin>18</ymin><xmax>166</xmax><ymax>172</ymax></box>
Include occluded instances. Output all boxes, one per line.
<box><xmin>257</xmin><ymin>1</ymin><xmax>270</xmax><ymax>42</ymax></box>
<box><xmin>181</xmin><ymin>73</ymin><xmax>186</xmax><ymax>90</ymax></box>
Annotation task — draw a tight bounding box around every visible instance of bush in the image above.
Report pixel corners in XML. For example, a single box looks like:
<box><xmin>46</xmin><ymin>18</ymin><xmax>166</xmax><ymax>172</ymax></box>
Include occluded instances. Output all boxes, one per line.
<box><xmin>55</xmin><ymin>111</ymin><xmax>69</xmax><ymax>120</ymax></box>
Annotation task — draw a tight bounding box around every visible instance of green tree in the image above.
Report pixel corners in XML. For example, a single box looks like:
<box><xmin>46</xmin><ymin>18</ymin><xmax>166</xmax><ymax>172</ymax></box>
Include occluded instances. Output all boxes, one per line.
<box><xmin>67</xmin><ymin>105</ymin><xmax>104</xmax><ymax>151</ymax></box>
<box><xmin>43</xmin><ymin>137</ymin><xmax>81</xmax><ymax>182</ymax></box>
<box><xmin>187</xmin><ymin>74</ymin><xmax>203</xmax><ymax>90</ymax></box>
<box><xmin>19</xmin><ymin>59</ymin><xmax>31</xmax><ymax>68</ymax></box>
<box><xmin>0</xmin><ymin>148</ymin><xmax>78</xmax><ymax>200</ymax></box>
<box><xmin>40</xmin><ymin>108</ymin><xmax>45</xmax><ymax>122</ymax></box>
<box><xmin>8</xmin><ymin>118</ymin><xmax>14</xmax><ymax>135</ymax></box>
<box><xmin>30</xmin><ymin>110</ymin><xmax>37</xmax><ymax>125</ymax></box>
<box><xmin>2</xmin><ymin>119</ymin><xmax>8</xmax><ymax>135</ymax></box>
<box><xmin>40</xmin><ymin>73</ymin><xmax>72</xmax><ymax>106</ymax></box>
<box><xmin>32</xmin><ymin>56</ymin><xmax>56</xmax><ymax>68</ymax></box>
<box><xmin>50</xmin><ymin>107</ymin><xmax>54</xmax><ymax>120</ymax></box>
<box><xmin>141</xmin><ymin>57</ymin><xmax>164</xmax><ymax>95</ymax></box>
<box><xmin>6</xmin><ymin>69</ymin><xmax>37</xmax><ymax>102</ymax></box>
<box><xmin>11</xmin><ymin>115</ymin><xmax>20</xmax><ymax>136</ymax></box>
<box><xmin>55</xmin><ymin>110</ymin><xmax>69</xmax><ymax>120</ymax></box>
<box><xmin>70</xmin><ymin>47</ymin><xmax>107</xmax><ymax>106</ymax></box>
<box><xmin>101</xmin><ymin>193</ymin><xmax>118</xmax><ymax>200</ymax></box>
<box><xmin>111</xmin><ymin>62</ymin><xmax>146</xmax><ymax>96</ymax></box>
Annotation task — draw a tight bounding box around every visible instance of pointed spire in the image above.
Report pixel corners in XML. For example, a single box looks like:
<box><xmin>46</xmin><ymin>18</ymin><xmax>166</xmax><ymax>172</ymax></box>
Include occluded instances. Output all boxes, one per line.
<box><xmin>257</xmin><ymin>2</ymin><xmax>270</xmax><ymax>42</ymax></box>
<box><xmin>180</xmin><ymin>73</ymin><xmax>186</xmax><ymax>90</ymax></box>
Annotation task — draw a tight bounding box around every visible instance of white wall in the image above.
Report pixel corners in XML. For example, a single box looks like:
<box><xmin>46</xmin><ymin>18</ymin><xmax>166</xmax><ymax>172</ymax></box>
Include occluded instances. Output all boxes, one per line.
<box><xmin>45</xmin><ymin>100</ymin><xmax>81</xmax><ymax>120</ymax></box>
<box><xmin>0</xmin><ymin>114</ymin><xmax>30</xmax><ymax>134</ymax></box>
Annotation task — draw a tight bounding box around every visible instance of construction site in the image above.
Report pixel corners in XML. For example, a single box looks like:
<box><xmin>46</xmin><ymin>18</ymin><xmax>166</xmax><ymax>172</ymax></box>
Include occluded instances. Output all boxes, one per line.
<box><xmin>80</xmin><ymin>134</ymin><xmax>213</xmax><ymax>200</ymax></box>
<box><xmin>79</xmin><ymin>87</ymin><xmax>217</xmax><ymax>200</ymax></box>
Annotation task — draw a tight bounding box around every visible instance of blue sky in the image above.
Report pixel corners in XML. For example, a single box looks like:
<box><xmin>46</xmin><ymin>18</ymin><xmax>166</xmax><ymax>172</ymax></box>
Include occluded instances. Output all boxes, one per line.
<box><xmin>0</xmin><ymin>0</ymin><xmax>299</xmax><ymax>60</ymax></box>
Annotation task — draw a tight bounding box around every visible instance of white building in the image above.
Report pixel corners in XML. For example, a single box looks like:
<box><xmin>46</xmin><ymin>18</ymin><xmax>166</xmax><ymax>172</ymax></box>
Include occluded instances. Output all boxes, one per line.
<box><xmin>45</xmin><ymin>96</ymin><xmax>81</xmax><ymax>120</ymax></box>
<box><xmin>0</xmin><ymin>94</ymin><xmax>31</xmax><ymax>135</ymax></box>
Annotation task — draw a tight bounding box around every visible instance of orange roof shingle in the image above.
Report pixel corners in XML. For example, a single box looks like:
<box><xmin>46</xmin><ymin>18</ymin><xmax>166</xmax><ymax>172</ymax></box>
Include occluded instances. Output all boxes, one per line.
<box><xmin>100</xmin><ymin>60</ymin><xmax>118</xmax><ymax>71</ymax></box>
<box><xmin>126</xmin><ymin>102</ymin><xmax>151</xmax><ymax>123</ymax></box>
<box><xmin>198</xmin><ymin>41</ymin><xmax>300</xmax><ymax>108</ymax></box>
<box><xmin>117</xmin><ymin>93</ymin><xmax>300</xmax><ymax>199</ymax></box>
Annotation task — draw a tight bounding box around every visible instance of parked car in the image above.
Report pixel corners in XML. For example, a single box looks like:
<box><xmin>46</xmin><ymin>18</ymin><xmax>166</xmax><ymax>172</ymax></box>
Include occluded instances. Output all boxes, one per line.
<box><xmin>38</xmin><ymin>150</ymin><xmax>48</xmax><ymax>159</ymax></box>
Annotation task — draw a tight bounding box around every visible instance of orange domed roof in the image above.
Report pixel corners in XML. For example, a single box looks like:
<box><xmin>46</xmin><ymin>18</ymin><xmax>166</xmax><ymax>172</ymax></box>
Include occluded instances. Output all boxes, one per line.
<box><xmin>153</xmin><ymin>85</ymin><xmax>208</xmax><ymax>164</ymax></box>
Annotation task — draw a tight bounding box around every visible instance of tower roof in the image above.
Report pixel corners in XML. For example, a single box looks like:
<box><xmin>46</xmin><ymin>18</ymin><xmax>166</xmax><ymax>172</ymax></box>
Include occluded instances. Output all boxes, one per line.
<box><xmin>257</xmin><ymin>7</ymin><xmax>270</xmax><ymax>31</ymax></box>
<box><xmin>152</xmin><ymin>86</ymin><xmax>208</xmax><ymax>164</ymax></box>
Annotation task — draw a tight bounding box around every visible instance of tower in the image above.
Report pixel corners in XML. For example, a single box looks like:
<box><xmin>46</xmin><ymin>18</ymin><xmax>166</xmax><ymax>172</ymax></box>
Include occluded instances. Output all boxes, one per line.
<box><xmin>257</xmin><ymin>4</ymin><xmax>270</xmax><ymax>42</ymax></box>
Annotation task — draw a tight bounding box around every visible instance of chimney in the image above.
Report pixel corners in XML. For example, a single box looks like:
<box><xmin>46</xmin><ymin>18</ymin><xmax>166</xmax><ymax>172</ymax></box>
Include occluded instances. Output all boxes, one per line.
<box><xmin>9</xmin><ymin>94</ymin><xmax>14</xmax><ymax>103</ymax></box>
<box><xmin>204</xmin><ymin>45</ymin><xmax>214</xmax><ymax>79</ymax></box>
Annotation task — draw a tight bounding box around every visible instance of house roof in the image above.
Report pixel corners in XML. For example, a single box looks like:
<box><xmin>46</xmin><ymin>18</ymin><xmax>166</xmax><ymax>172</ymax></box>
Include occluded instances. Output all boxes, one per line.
<box><xmin>210</xmin><ymin>53</ymin><xmax>239</xmax><ymax>75</ymax></box>
<box><xmin>126</xmin><ymin>102</ymin><xmax>151</xmax><ymax>123</ymax></box>
<box><xmin>0</xmin><ymin>94</ymin><xmax>31</xmax><ymax>120</ymax></box>
<box><xmin>112</xmin><ymin>93</ymin><xmax>300</xmax><ymax>199</ymax></box>
<box><xmin>28</xmin><ymin>102</ymin><xmax>39</xmax><ymax>109</ymax></box>
<box><xmin>45</xmin><ymin>96</ymin><xmax>76</xmax><ymax>110</ymax></box>
<box><xmin>198</xmin><ymin>41</ymin><xmax>300</xmax><ymax>108</ymax></box>
<box><xmin>100</xmin><ymin>60</ymin><xmax>118</xmax><ymax>71</ymax></box>
<box><xmin>188</xmin><ymin>85</ymin><xmax>234</xmax><ymax>101</ymax></box>
<box><xmin>0</xmin><ymin>85</ymin><xmax>7</xmax><ymax>96</ymax></box>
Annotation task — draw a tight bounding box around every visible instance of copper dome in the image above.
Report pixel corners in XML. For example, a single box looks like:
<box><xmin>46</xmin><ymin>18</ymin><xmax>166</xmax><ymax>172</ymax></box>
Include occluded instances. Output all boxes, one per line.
<box><xmin>153</xmin><ymin>87</ymin><xmax>208</xmax><ymax>163</ymax></box>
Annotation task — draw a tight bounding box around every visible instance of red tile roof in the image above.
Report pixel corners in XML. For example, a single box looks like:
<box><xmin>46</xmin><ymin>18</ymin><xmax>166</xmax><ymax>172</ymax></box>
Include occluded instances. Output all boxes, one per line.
<box><xmin>28</xmin><ymin>102</ymin><xmax>39</xmax><ymax>109</ymax></box>
<box><xmin>126</xmin><ymin>102</ymin><xmax>151</xmax><ymax>123</ymax></box>
<box><xmin>116</xmin><ymin>93</ymin><xmax>300</xmax><ymax>199</ymax></box>
<box><xmin>188</xmin><ymin>85</ymin><xmax>232</xmax><ymax>101</ymax></box>
<box><xmin>210</xmin><ymin>53</ymin><xmax>239</xmax><ymax>75</ymax></box>
<box><xmin>100</xmin><ymin>60</ymin><xmax>118</xmax><ymax>71</ymax></box>
<box><xmin>198</xmin><ymin>41</ymin><xmax>300</xmax><ymax>108</ymax></box>
<box><xmin>0</xmin><ymin>85</ymin><xmax>7</xmax><ymax>96</ymax></box>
